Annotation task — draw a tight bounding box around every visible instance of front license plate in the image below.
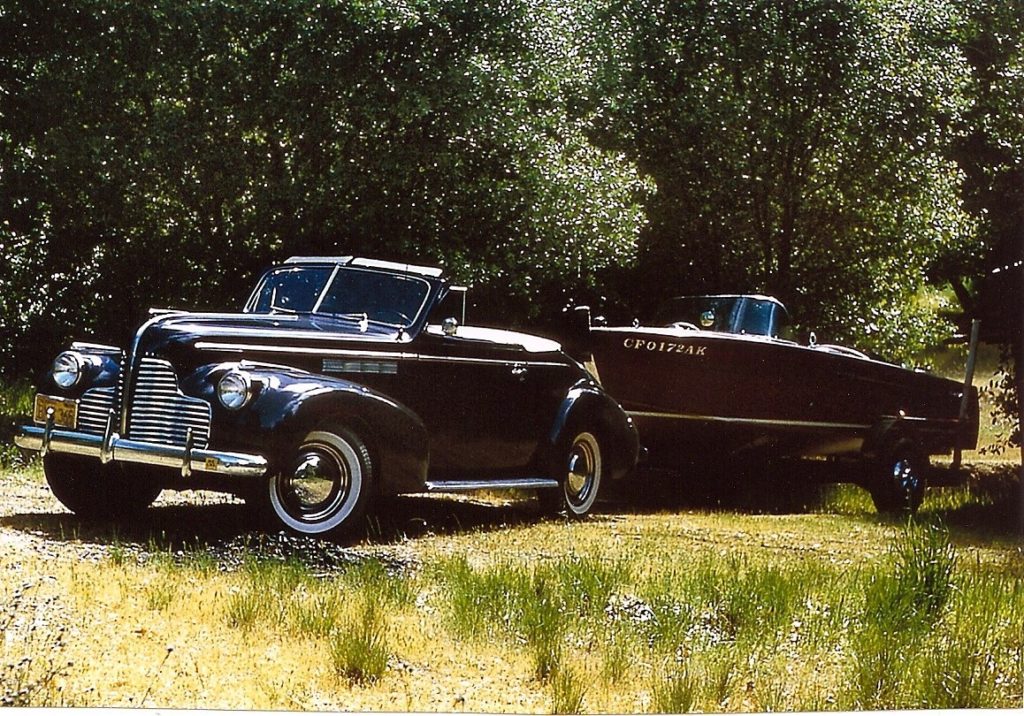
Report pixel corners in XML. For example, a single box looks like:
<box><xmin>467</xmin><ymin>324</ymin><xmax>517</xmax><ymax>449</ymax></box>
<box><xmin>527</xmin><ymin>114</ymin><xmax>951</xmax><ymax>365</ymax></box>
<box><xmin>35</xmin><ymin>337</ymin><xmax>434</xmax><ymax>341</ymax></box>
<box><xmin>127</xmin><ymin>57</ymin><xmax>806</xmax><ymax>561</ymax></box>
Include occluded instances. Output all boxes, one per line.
<box><xmin>33</xmin><ymin>395</ymin><xmax>78</xmax><ymax>429</ymax></box>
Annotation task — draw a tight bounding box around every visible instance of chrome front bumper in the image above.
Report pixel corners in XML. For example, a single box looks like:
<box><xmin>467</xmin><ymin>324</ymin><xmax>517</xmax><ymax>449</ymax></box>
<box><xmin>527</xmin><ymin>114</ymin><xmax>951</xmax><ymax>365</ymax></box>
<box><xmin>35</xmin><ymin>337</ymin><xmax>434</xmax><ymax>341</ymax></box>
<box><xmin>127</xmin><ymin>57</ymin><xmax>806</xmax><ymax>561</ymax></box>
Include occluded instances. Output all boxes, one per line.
<box><xmin>16</xmin><ymin>418</ymin><xmax>268</xmax><ymax>478</ymax></box>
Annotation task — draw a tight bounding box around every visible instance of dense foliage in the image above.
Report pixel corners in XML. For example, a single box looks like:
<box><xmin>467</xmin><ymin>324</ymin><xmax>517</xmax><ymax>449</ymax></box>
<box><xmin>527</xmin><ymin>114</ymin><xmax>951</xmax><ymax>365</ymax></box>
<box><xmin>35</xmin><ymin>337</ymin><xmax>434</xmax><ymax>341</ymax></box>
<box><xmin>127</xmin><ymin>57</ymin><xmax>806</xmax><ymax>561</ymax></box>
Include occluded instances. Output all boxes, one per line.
<box><xmin>0</xmin><ymin>0</ymin><xmax>646</xmax><ymax>374</ymax></box>
<box><xmin>582</xmin><ymin>0</ymin><xmax>980</xmax><ymax>354</ymax></box>
<box><xmin>0</xmin><ymin>0</ymin><xmax>1019</xmax><ymax>440</ymax></box>
<box><xmin>942</xmin><ymin>0</ymin><xmax>1023</xmax><ymax>450</ymax></box>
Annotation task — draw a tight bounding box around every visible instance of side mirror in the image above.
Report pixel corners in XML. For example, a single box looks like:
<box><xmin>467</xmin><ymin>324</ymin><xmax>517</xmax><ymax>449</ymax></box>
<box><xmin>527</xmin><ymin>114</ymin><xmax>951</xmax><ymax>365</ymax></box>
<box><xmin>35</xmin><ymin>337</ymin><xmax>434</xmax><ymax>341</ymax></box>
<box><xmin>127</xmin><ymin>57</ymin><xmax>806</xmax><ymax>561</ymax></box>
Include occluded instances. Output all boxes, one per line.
<box><xmin>442</xmin><ymin>317</ymin><xmax>459</xmax><ymax>336</ymax></box>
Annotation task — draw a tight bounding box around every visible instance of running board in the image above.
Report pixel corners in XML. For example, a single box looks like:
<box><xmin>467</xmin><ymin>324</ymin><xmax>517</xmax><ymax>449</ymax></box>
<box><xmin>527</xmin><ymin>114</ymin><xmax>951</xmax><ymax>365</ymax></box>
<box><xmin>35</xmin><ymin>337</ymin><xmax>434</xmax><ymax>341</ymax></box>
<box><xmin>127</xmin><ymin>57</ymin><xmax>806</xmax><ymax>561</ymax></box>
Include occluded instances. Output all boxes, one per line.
<box><xmin>424</xmin><ymin>478</ymin><xmax>559</xmax><ymax>493</ymax></box>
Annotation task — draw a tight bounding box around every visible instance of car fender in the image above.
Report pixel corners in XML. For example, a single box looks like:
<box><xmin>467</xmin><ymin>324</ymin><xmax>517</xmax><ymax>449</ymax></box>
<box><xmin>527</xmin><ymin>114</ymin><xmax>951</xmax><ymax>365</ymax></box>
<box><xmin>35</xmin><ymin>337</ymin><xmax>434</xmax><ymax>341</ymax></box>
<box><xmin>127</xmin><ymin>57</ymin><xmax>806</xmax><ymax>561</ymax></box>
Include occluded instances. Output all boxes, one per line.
<box><xmin>546</xmin><ymin>379</ymin><xmax>639</xmax><ymax>482</ymax></box>
<box><xmin>188</xmin><ymin>364</ymin><xmax>428</xmax><ymax>494</ymax></box>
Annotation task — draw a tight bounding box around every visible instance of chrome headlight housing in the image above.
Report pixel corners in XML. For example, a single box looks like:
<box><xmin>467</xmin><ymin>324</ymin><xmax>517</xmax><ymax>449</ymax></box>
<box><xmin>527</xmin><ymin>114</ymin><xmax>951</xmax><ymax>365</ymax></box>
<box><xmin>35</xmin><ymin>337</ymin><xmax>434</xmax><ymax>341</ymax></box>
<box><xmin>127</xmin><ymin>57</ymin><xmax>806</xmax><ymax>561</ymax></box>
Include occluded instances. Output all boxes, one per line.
<box><xmin>217</xmin><ymin>371</ymin><xmax>253</xmax><ymax>410</ymax></box>
<box><xmin>52</xmin><ymin>351</ymin><xmax>84</xmax><ymax>388</ymax></box>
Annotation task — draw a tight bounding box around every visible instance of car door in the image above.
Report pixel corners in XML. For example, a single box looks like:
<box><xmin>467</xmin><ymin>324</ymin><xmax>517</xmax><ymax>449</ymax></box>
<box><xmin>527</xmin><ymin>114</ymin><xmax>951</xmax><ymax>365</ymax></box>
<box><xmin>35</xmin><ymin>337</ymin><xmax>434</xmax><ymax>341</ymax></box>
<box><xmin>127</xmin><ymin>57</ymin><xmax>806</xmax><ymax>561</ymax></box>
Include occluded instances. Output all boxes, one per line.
<box><xmin>396</xmin><ymin>327</ymin><xmax>570</xmax><ymax>479</ymax></box>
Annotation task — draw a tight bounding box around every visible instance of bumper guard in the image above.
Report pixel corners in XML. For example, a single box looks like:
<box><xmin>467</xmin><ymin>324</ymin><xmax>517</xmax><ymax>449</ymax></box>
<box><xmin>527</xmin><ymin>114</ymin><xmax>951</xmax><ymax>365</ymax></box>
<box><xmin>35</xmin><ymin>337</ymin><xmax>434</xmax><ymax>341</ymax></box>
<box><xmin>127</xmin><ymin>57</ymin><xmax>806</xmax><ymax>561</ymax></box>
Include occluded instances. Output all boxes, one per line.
<box><xmin>15</xmin><ymin>408</ymin><xmax>267</xmax><ymax>478</ymax></box>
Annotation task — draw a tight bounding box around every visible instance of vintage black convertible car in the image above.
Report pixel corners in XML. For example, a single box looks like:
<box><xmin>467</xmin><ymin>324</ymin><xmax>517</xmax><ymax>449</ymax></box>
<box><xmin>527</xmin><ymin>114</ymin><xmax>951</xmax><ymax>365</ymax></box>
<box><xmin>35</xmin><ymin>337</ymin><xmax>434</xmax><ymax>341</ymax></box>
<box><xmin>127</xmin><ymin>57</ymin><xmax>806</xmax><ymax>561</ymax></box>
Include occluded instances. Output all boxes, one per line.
<box><xmin>15</xmin><ymin>257</ymin><xmax>639</xmax><ymax>536</ymax></box>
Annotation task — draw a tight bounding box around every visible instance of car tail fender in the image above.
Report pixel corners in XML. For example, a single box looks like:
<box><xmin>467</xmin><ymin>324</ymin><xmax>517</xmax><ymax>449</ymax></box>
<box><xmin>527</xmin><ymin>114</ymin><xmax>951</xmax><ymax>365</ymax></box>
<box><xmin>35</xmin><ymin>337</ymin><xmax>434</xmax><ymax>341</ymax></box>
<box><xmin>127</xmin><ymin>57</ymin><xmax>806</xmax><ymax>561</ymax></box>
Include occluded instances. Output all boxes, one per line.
<box><xmin>547</xmin><ymin>378</ymin><xmax>639</xmax><ymax>482</ymax></box>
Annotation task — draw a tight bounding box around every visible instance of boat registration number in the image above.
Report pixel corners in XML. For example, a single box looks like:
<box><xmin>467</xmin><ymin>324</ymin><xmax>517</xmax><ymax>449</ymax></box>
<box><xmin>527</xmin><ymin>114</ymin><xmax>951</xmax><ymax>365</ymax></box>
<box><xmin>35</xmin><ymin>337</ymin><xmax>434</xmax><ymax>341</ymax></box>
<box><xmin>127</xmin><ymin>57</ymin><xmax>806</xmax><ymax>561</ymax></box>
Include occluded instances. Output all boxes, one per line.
<box><xmin>33</xmin><ymin>395</ymin><xmax>78</xmax><ymax>429</ymax></box>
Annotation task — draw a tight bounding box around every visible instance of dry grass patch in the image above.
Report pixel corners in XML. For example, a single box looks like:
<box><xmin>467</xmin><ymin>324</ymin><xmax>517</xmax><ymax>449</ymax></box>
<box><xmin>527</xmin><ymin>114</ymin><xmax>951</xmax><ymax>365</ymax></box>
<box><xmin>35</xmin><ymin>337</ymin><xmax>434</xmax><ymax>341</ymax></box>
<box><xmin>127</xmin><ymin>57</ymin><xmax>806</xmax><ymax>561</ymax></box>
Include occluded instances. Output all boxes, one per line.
<box><xmin>0</xmin><ymin>459</ymin><xmax>1019</xmax><ymax>711</ymax></box>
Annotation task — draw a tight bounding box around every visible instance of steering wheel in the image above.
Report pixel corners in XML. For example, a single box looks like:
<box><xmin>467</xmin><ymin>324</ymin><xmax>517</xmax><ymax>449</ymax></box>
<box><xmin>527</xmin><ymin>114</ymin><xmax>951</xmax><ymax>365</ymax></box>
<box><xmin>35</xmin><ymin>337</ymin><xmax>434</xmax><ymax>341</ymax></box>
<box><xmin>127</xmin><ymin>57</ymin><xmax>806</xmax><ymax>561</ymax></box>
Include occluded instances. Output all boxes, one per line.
<box><xmin>668</xmin><ymin>321</ymin><xmax>699</xmax><ymax>330</ymax></box>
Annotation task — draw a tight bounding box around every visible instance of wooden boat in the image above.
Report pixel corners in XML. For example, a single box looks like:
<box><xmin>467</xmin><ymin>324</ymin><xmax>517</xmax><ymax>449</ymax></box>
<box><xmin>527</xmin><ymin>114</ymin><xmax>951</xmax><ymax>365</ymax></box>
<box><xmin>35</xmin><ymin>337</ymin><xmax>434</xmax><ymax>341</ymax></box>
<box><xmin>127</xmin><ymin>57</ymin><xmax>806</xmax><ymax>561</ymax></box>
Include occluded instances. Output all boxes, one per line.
<box><xmin>578</xmin><ymin>294</ymin><xmax>979</xmax><ymax>511</ymax></box>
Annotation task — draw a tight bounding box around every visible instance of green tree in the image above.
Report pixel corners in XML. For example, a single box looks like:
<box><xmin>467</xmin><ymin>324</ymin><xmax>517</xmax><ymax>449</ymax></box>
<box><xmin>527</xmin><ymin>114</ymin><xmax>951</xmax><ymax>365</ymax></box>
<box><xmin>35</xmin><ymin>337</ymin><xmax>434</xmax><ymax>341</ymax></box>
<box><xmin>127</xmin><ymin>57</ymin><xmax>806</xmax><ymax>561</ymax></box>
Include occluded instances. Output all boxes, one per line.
<box><xmin>0</xmin><ymin>0</ymin><xmax>645</xmax><ymax>376</ymax></box>
<box><xmin>936</xmin><ymin>0</ymin><xmax>1023</xmax><ymax>452</ymax></box>
<box><xmin>583</xmin><ymin>0</ymin><xmax>977</xmax><ymax>361</ymax></box>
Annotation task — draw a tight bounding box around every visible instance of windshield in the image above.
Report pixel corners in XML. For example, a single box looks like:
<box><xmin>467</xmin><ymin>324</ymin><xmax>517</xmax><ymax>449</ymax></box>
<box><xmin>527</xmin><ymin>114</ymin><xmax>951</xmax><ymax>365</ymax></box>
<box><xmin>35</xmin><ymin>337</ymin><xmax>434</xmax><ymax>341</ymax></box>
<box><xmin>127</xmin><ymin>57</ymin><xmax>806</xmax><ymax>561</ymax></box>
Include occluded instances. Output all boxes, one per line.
<box><xmin>652</xmin><ymin>296</ymin><xmax>788</xmax><ymax>337</ymax></box>
<box><xmin>250</xmin><ymin>266</ymin><xmax>334</xmax><ymax>313</ymax></box>
<box><xmin>248</xmin><ymin>266</ymin><xmax>431</xmax><ymax>328</ymax></box>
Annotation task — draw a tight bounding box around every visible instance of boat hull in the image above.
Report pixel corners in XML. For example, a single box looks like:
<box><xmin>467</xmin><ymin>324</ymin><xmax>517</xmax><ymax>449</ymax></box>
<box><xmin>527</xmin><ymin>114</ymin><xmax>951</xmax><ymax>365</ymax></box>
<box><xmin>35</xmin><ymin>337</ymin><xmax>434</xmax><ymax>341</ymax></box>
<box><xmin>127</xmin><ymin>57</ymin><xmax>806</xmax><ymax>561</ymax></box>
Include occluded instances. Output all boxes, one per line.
<box><xmin>589</xmin><ymin>326</ymin><xmax>978</xmax><ymax>467</ymax></box>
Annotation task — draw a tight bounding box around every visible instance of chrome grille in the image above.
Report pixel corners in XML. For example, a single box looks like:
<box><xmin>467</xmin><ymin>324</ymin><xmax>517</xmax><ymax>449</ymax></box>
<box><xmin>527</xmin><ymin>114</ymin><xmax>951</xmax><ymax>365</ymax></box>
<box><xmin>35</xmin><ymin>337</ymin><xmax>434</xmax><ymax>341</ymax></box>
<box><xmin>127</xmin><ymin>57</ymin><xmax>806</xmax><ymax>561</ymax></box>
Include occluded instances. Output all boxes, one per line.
<box><xmin>78</xmin><ymin>386</ymin><xmax>116</xmax><ymax>435</ymax></box>
<box><xmin>127</xmin><ymin>357</ymin><xmax>212</xmax><ymax>448</ymax></box>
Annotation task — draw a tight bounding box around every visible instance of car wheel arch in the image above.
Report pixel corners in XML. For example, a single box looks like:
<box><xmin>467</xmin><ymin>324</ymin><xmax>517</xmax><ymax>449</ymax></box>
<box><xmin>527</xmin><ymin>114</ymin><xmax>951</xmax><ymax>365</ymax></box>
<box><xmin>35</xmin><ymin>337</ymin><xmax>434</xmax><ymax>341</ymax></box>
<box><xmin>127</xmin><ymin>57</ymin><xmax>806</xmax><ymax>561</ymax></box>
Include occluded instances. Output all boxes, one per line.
<box><xmin>546</xmin><ymin>380</ymin><xmax>638</xmax><ymax>484</ymax></box>
<box><xmin>250</xmin><ymin>379</ymin><xmax>429</xmax><ymax>495</ymax></box>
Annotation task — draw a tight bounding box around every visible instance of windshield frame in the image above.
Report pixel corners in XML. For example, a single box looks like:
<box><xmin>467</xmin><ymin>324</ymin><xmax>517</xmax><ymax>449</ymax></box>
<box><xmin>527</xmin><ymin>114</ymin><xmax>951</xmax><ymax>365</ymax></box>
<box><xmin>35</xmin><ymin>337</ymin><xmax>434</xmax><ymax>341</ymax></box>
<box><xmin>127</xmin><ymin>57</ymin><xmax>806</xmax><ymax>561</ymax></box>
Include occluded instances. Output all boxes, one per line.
<box><xmin>244</xmin><ymin>264</ymin><xmax>436</xmax><ymax>329</ymax></box>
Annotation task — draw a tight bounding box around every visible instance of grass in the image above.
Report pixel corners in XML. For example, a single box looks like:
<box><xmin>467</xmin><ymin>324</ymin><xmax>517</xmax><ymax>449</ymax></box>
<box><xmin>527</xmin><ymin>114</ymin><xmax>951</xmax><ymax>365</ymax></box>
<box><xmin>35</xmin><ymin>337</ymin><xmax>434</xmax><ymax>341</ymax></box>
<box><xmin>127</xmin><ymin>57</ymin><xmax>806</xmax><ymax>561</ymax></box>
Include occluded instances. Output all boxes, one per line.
<box><xmin>550</xmin><ymin>665</ymin><xmax>587</xmax><ymax>714</ymax></box>
<box><xmin>329</xmin><ymin>597</ymin><xmax>390</xmax><ymax>684</ymax></box>
<box><xmin>0</xmin><ymin>380</ymin><xmax>35</xmax><ymax>468</ymax></box>
<box><xmin>435</xmin><ymin>553</ymin><xmax>630</xmax><ymax>681</ymax></box>
<box><xmin>649</xmin><ymin>666</ymin><xmax>698</xmax><ymax>713</ymax></box>
<box><xmin>0</xmin><ymin>581</ymin><xmax>72</xmax><ymax>706</ymax></box>
<box><xmin>0</xmin><ymin>470</ymin><xmax>1018</xmax><ymax>710</ymax></box>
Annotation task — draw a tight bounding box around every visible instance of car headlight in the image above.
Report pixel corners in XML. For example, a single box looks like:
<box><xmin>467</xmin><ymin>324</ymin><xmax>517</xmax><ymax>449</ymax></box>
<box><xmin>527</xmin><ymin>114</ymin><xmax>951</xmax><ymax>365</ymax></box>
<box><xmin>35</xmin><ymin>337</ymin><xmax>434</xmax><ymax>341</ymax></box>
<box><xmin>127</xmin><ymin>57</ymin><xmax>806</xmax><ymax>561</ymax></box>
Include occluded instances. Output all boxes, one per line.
<box><xmin>217</xmin><ymin>371</ymin><xmax>253</xmax><ymax>410</ymax></box>
<box><xmin>52</xmin><ymin>351</ymin><xmax>84</xmax><ymax>388</ymax></box>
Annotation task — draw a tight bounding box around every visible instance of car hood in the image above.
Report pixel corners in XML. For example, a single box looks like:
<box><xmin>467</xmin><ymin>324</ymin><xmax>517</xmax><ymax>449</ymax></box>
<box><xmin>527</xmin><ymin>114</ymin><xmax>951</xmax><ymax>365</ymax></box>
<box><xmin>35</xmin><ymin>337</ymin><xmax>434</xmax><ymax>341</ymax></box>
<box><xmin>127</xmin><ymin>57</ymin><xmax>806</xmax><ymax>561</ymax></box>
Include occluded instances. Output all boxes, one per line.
<box><xmin>134</xmin><ymin>311</ymin><xmax>407</xmax><ymax>358</ymax></box>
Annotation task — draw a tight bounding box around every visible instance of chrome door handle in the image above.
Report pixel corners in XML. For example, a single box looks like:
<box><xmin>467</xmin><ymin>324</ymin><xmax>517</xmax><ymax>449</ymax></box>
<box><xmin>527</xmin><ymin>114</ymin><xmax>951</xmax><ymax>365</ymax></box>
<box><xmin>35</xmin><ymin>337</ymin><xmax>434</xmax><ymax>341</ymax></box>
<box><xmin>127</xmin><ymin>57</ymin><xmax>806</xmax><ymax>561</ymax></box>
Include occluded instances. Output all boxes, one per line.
<box><xmin>511</xmin><ymin>363</ymin><xmax>528</xmax><ymax>381</ymax></box>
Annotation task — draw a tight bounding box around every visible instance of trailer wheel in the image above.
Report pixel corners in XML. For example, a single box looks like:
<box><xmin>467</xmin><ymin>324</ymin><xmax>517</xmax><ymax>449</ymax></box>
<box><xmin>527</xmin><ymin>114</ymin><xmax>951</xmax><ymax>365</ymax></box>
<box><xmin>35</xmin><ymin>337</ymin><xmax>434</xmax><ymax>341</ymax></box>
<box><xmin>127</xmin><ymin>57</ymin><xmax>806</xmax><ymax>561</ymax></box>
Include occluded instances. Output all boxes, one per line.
<box><xmin>869</xmin><ymin>438</ymin><xmax>927</xmax><ymax>514</ymax></box>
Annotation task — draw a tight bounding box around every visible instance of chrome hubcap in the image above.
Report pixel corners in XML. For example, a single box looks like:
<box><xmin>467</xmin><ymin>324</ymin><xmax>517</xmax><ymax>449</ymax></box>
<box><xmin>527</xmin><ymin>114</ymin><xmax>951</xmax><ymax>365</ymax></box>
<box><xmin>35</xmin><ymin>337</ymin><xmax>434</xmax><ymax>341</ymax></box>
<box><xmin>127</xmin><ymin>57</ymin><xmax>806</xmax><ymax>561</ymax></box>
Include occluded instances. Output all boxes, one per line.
<box><xmin>282</xmin><ymin>445</ymin><xmax>349</xmax><ymax>520</ymax></box>
<box><xmin>566</xmin><ymin>434</ymin><xmax>598</xmax><ymax>505</ymax></box>
<box><xmin>893</xmin><ymin>458</ymin><xmax>919</xmax><ymax>495</ymax></box>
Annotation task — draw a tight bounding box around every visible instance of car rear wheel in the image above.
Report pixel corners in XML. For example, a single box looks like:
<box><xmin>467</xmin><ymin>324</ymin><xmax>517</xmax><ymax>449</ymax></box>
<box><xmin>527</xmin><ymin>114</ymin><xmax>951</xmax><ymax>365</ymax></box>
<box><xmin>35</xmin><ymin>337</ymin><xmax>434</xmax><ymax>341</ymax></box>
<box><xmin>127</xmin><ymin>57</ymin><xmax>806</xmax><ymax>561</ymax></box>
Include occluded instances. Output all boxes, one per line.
<box><xmin>267</xmin><ymin>427</ymin><xmax>373</xmax><ymax>536</ymax></box>
<box><xmin>540</xmin><ymin>430</ymin><xmax>603</xmax><ymax>518</ymax></box>
<box><xmin>869</xmin><ymin>438</ymin><xmax>927</xmax><ymax>514</ymax></box>
<box><xmin>43</xmin><ymin>453</ymin><xmax>162</xmax><ymax>519</ymax></box>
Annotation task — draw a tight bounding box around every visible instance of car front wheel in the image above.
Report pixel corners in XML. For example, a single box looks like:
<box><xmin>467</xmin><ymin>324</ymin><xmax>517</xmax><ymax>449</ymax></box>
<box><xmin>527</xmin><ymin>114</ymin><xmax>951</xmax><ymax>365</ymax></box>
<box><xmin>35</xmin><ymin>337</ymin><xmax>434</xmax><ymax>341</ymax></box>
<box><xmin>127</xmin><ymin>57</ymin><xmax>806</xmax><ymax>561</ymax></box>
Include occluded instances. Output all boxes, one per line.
<box><xmin>267</xmin><ymin>427</ymin><xmax>373</xmax><ymax>537</ymax></box>
<box><xmin>541</xmin><ymin>430</ymin><xmax>603</xmax><ymax>518</ymax></box>
<box><xmin>43</xmin><ymin>453</ymin><xmax>162</xmax><ymax>519</ymax></box>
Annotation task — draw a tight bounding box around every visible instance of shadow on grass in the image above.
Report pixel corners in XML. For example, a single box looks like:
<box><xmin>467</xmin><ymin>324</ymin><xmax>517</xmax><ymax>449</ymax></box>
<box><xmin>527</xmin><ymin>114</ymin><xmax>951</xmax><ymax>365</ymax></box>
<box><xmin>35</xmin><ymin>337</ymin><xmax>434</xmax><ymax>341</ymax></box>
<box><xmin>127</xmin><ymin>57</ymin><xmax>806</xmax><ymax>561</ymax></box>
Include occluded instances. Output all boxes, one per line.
<box><xmin>606</xmin><ymin>459</ymin><xmax>1022</xmax><ymax>541</ymax></box>
<box><xmin>0</xmin><ymin>461</ymin><xmax>1015</xmax><ymax>571</ymax></box>
<box><xmin>922</xmin><ymin>463</ymin><xmax>1022</xmax><ymax>542</ymax></box>
<box><xmin>0</xmin><ymin>489</ymin><xmax>549</xmax><ymax>558</ymax></box>
<box><xmin>603</xmin><ymin>459</ymin><xmax>838</xmax><ymax>516</ymax></box>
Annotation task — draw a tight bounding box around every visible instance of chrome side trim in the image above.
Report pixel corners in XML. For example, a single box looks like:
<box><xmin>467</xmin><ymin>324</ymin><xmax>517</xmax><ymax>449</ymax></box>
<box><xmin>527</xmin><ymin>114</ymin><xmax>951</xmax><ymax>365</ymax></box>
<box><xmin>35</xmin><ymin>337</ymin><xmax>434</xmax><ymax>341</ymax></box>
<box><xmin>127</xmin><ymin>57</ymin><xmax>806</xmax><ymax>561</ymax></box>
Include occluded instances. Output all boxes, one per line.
<box><xmin>880</xmin><ymin>414</ymin><xmax>960</xmax><ymax>425</ymax></box>
<box><xmin>627</xmin><ymin>410</ymin><xmax>872</xmax><ymax>431</ymax></box>
<box><xmin>70</xmin><ymin>341</ymin><xmax>121</xmax><ymax>353</ymax></box>
<box><xmin>419</xmin><ymin>355</ymin><xmax>564</xmax><ymax>368</ymax></box>
<box><xmin>197</xmin><ymin>343</ymin><xmax>412</xmax><ymax>359</ymax></box>
<box><xmin>424</xmin><ymin>478</ymin><xmax>560</xmax><ymax>492</ymax></box>
<box><xmin>194</xmin><ymin>341</ymin><xmax>567</xmax><ymax>368</ymax></box>
<box><xmin>15</xmin><ymin>425</ymin><xmax>267</xmax><ymax>477</ymax></box>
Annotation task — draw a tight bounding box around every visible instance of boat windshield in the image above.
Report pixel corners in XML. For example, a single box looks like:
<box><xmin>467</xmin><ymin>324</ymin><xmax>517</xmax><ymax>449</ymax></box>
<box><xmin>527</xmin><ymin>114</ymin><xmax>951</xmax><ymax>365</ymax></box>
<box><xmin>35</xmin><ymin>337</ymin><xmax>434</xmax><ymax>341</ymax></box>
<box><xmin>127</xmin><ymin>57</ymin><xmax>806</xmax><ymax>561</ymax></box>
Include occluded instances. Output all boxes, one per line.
<box><xmin>653</xmin><ymin>296</ymin><xmax>788</xmax><ymax>337</ymax></box>
<box><xmin>248</xmin><ymin>266</ymin><xmax>431</xmax><ymax>328</ymax></box>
